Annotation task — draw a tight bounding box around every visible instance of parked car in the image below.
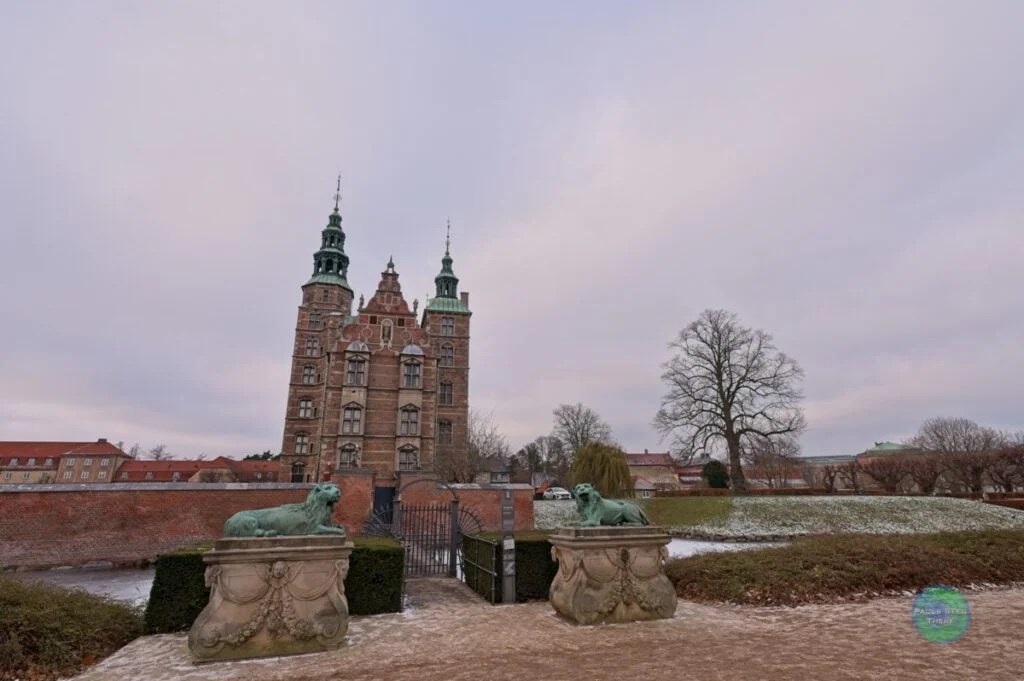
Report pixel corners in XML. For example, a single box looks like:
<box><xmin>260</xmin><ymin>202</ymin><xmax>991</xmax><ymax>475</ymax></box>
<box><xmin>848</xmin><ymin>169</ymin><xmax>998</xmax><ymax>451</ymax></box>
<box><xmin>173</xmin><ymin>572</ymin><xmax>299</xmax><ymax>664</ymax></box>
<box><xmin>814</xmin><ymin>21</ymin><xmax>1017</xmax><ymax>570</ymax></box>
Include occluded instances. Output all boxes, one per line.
<box><xmin>542</xmin><ymin>486</ymin><xmax>572</xmax><ymax>500</ymax></box>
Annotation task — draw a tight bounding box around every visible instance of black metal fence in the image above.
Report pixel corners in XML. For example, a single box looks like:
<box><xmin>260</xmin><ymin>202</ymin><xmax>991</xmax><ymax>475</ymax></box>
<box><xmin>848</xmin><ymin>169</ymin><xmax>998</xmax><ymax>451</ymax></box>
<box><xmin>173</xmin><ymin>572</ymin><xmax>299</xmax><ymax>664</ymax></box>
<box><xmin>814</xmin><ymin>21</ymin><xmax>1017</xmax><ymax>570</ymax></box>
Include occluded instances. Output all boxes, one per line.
<box><xmin>460</xmin><ymin>532</ymin><xmax>499</xmax><ymax>603</ymax></box>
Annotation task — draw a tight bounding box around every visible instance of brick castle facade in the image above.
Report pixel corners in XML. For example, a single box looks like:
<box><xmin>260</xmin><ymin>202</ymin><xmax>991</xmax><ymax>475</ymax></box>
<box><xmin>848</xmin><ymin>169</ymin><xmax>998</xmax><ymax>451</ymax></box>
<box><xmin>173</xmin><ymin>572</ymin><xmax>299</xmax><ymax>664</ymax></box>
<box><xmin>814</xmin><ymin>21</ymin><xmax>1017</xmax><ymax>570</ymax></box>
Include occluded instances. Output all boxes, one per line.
<box><xmin>279</xmin><ymin>189</ymin><xmax>471</xmax><ymax>486</ymax></box>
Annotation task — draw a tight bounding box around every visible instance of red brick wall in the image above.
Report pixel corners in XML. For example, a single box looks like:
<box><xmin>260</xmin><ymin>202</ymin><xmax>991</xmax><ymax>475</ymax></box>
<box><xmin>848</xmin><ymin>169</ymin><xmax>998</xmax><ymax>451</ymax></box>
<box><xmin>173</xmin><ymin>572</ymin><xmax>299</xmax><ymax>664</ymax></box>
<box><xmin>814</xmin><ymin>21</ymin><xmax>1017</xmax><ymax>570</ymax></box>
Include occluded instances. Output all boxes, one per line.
<box><xmin>396</xmin><ymin>475</ymin><xmax>534</xmax><ymax>532</ymax></box>
<box><xmin>0</xmin><ymin>473</ymin><xmax>376</xmax><ymax>570</ymax></box>
<box><xmin>0</xmin><ymin>473</ymin><xmax>532</xmax><ymax>569</ymax></box>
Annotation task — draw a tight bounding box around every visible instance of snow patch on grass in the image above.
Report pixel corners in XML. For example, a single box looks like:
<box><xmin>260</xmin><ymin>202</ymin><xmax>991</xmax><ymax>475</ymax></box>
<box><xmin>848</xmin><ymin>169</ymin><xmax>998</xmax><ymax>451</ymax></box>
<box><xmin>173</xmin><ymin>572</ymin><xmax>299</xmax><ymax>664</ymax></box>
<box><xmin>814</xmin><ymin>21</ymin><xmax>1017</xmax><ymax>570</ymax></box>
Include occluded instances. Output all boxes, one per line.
<box><xmin>534</xmin><ymin>500</ymin><xmax>577</xmax><ymax>530</ymax></box>
<box><xmin>687</xmin><ymin>496</ymin><xmax>1024</xmax><ymax>538</ymax></box>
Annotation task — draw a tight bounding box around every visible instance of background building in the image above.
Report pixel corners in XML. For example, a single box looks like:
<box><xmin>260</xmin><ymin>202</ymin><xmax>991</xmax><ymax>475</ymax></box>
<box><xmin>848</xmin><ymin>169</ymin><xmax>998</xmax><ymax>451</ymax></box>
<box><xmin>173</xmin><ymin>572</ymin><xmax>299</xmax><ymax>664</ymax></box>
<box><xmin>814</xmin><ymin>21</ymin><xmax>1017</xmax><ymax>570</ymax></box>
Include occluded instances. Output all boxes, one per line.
<box><xmin>278</xmin><ymin>195</ymin><xmax>471</xmax><ymax>496</ymax></box>
<box><xmin>0</xmin><ymin>439</ymin><xmax>130</xmax><ymax>484</ymax></box>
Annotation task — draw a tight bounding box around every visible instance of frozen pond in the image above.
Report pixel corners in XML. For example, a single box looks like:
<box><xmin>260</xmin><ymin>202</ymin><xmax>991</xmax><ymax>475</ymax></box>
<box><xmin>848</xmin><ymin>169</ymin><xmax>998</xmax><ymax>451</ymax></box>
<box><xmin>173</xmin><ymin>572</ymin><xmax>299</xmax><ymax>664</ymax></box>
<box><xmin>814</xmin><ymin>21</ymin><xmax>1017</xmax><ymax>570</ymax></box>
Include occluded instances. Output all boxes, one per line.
<box><xmin>9</xmin><ymin>568</ymin><xmax>155</xmax><ymax>606</ymax></box>
<box><xmin>667</xmin><ymin>538</ymin><xmax>783</xmax><ymax>558</ymax></box>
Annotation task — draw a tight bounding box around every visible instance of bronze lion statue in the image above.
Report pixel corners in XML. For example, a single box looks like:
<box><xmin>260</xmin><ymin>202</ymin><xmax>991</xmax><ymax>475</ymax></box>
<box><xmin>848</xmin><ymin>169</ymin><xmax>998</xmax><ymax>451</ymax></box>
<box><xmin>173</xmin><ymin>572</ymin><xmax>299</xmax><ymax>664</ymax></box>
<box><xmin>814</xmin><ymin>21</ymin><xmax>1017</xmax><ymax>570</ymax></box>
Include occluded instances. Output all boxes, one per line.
<box><xmin>223</xmin><ymin>483</ymin><xmax>345</xmax><ymax>537</ymax></box>
<box><xmin>573</xmin><ymin>482</ymin><xmax>649</xmax><ymax>527</ymax></box>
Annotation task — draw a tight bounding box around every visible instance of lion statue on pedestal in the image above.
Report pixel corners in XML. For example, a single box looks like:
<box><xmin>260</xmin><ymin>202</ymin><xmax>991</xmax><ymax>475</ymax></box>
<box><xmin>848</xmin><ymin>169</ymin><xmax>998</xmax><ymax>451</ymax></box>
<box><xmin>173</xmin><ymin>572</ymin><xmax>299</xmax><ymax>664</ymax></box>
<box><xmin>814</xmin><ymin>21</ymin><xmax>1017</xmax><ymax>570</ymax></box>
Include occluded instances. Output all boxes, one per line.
<box><xmin>223</xmin><ymin>483</ymin><xmax>345</xmax><ymax>537</ymax></box>
<box><xmin>573</xmin><ymin>482</ymin><xmax>650</xmax><ymax>527</ymax></box>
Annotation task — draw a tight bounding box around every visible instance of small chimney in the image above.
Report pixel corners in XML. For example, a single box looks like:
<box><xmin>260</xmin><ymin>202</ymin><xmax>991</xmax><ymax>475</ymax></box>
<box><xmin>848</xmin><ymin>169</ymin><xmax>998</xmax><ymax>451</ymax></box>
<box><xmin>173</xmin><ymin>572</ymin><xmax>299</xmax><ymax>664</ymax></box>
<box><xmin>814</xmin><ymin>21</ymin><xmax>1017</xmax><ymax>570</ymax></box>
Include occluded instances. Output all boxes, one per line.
<box><xmin>97</xmin><ymin>438</ymin><xmax>107</xmax><ymax>444</ymax></box>
<box><xmin>644</xmin><ymin>448</ymin><xmax>648</xmax><ymax>454</ymax></box>
<box><xmin>460</xmin><ymin>291</ymin><xmax>470</xmax><ymax>307</ymax></box>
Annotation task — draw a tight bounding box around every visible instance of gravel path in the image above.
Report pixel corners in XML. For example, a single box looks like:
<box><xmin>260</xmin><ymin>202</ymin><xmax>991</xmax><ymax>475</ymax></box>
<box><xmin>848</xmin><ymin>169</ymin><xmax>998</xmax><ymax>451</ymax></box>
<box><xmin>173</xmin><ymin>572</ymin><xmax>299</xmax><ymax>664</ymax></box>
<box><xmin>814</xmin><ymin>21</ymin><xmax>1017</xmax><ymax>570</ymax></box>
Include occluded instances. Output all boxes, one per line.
<box><xmin>72</xmin><ymin>579</ymin><xmax>1022</xmax><ymax>681</ymax></box>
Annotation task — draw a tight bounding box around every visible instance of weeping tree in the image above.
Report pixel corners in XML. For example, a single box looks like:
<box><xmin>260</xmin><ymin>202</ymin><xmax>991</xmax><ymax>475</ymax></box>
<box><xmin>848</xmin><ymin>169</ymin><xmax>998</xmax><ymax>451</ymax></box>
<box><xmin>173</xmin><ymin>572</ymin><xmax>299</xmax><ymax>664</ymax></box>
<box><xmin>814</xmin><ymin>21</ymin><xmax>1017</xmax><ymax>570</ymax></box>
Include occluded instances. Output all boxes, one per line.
<box><xmin>568</xmin><ymin>442</ymin><xmax>634</xmax><ymax>498</ymax></box>
<box><xmin>654</xmin><ymin>309</ymin><xmax>805</xmax><ymax>495</ymax></box>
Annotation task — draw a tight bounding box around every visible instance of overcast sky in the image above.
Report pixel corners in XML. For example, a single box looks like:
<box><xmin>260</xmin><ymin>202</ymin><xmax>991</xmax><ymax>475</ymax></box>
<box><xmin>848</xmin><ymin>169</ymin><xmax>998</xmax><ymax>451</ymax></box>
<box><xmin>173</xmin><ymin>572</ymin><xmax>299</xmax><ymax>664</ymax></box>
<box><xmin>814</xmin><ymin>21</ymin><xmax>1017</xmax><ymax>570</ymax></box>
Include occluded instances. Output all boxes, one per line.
<box><xmin>1</xmin><ymin>2</ymin><xmax>1022</xmax><ymax>459</ymax></box>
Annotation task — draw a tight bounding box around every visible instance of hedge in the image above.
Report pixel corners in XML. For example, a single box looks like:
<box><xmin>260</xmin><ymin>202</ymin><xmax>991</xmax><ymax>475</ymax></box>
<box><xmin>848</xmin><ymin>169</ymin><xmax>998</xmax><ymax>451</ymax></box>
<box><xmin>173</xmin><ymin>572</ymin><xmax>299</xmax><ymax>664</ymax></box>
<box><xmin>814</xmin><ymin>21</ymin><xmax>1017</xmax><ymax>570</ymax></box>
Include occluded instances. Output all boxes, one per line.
<box><xmin>143</xmin><ymin>537</ymin><xmax>404</xmax><ymax>634</ymax></box>
<box><xmin>461</xmin><ymin>532</ymin><xmax>557</xmax><ymax>604</ymax></box>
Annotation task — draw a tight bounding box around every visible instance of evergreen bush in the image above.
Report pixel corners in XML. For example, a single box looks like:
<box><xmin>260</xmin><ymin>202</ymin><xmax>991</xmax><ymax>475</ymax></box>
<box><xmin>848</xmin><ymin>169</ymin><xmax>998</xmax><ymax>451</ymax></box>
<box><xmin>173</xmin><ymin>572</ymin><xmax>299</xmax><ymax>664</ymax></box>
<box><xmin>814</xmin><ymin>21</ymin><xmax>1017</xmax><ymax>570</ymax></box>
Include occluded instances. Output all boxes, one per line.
<box><xmin>143</xmin><ymin>537</ymin><xmax>405</xmax><ymax>634</ymax></box>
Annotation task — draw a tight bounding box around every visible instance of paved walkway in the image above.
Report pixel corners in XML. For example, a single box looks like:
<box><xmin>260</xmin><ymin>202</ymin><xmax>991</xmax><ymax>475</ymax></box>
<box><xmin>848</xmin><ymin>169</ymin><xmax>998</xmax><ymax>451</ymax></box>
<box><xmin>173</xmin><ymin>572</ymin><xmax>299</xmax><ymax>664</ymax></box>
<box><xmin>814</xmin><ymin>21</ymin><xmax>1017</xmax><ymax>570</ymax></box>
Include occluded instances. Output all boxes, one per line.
<box><xmin>73</xmin><ymin>582</ymin><xmax>1022</xmax><ymax>681</ymax></box>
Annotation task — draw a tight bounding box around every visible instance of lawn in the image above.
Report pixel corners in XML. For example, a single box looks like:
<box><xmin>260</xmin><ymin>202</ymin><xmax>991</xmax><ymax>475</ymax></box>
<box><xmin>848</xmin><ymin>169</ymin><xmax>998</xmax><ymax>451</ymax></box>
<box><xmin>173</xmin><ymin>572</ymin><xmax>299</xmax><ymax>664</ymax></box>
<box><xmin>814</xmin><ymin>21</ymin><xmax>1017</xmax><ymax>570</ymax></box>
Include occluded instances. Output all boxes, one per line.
<box><xmin>642</xmin><ymin>496</ymin><xmax>733</xmax><ymax>527</ymax></box>
<box><xmin>665</xmin><ymin>528</ymin><xmax>1024</xmax><ymax>606</ymax></box>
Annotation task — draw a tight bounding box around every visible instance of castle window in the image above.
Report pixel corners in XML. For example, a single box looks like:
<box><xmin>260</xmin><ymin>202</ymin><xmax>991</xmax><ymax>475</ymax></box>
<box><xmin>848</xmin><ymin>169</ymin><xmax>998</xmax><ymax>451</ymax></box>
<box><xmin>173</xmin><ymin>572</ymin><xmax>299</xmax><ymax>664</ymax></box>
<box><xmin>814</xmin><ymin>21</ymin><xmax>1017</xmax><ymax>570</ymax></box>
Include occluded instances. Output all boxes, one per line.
<box><xmin>338</xmin><ymin>445</ymin><xmax>359</xmax><ymax>468</ymax></box>
<box><xmin>62</xmin><ymin>470</ymin><xmax>73</xmax><ymax>480</ymax></box>
<box><xmin>44</xmin><ymin>458</ymin><xmax>53</xmax><ymax>466</ymax></box>
<box><xmin>370</xmin><ymin>315</ymin><xmax>378</xmax><ymax>325</ymax></box>
<box><xmin>400</xmin><ymin>407</ymin><xmax>420</xmax><ymax>436</ymax></box>
<box><xmin>346</xmin><ymin>358</ymin><xmax>366</xmax><ymax>385</ymax></box>
<box><xmin>120</xmin><ymin>472</ymin><xmax>129</xmax><ymax>480</ymax></box>
<box><xmin>342</xmin><ymin>406</ymin><xmax>362</xmax><ymax>434</ymax></box>
<box><xmin>144</xmin><ymin>471</ymin><xmax>155</xmax><ymax>480</ymax></box>
<box><xmin>398</xmin><ymin>318</ymin><xmax>406</xmax><ymax>327</ymax></box>
<box><xmin>83</xmin><ymin>458</ymin><xmax>92</xmax><ymax>467</ymax></box>
<box><xmin>290</xmin><ymin>461</ymin><xmax>306</xmax><ymax>483</ymax></box>
<box><xmin>100</xmin><ymin>458</ymin><xmax>110</xmax><ymax>467</ymax></box>
<box><xmin>438</xmin><ymin>420</ymin><xmax>453</xmax><ymax>444</ymax></box>
<box><xmin>305</xmin><ymin>338</ymin><xmax>319</xmax><ymax>356</ymax></box>
<box><xmin>439</xmin><ymin>382</ymin><xmax>453</xmax><ymax>405</ymax></box>
<box><xmin>322</xmin><ymin>289</ymin><xmax>330</xmax><ymax>301</ymax></box>
<box><xmin>442</xmin><ymin>317</ymin><xmax>454</xmax><ymax>336</ymax></box>
<box><xmin>440</xmin><ymin>344</ymin><xmax>455</xmax><ymax>367</ymax></box>
<box><xmin>295</xmin><ymin>433</ymin><xmax>310</xmax><ymax>455</ymax></box>
<box><xmin>403</xmin><ymin>362</ymin><xmax>421</xmax><ymax>389</ymax></box>
<box><xmin>26</xmin><ymin>458</ymin><xmax>36</xmax><ymax>466</ymax></box>
<box><xmin>309</xmin><ymin>312</ymin><xmax>321</xmax><ymax>329</ymax></box>
<box><xmin>302</xmin><ymin>365</ymin><xmax>316</xmax><ymax>384</ymax></box>
<box><xmin>398</xmin><ymin>446</ymin><xmax>419</xmax><ymax>471</ymax></box>
<box><xmin>10</xmin><ymin>458</ymin><xmax>18</xmax><ymax>466</ymax></box>
<box><xmin>298</xmin><ymin>398</ymin><xmax>313</xmax><ymax>418</ymax></box>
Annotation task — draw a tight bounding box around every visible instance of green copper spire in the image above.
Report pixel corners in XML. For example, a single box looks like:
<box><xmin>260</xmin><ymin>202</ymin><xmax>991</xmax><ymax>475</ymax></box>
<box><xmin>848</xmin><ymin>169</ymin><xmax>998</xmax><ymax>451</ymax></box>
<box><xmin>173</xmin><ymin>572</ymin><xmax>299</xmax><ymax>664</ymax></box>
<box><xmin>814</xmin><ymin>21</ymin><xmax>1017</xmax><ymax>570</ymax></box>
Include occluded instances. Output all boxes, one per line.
<box><xmin>434</xmin><ymin>219</ymin><xmax>458</xmax><ymax>298</ymax></box>
<box><xmin>426</xmin><ymin>219</ymin><xmax>470</xmax><ymax>314</ymax></box>
<box><xmin>305</xmin><ymin>175</ymin><xmax>352</xmax><ymax>289</ymax></box>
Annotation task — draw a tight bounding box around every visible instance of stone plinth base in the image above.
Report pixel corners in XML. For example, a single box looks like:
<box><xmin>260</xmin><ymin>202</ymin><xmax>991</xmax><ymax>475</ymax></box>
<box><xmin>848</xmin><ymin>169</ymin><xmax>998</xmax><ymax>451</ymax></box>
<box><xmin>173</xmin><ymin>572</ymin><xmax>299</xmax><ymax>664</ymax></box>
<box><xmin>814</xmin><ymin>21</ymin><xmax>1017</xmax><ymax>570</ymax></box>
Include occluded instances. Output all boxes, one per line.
<box><xmin>548</xmin><ymin>526</ymin><xmax>677</xmax><ymax>625</ymax></box>
<box><xmin>188</xmin><ymin>535</ymin><xmax>353</xmax><ymax>663</ymax></box>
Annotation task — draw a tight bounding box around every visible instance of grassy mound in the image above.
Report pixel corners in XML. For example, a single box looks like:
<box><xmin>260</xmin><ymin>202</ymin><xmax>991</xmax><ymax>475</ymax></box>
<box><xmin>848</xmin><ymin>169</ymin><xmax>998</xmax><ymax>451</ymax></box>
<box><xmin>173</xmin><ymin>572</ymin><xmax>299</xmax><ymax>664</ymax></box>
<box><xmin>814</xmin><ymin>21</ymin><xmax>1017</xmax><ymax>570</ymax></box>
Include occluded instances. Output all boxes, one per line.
<box><xmin>666</xmin><ymin>528</ymin><xmax>1024</xmax><ymax>606</ymax></box>
<box><xmin>648</xmin><ymin>495</ymin><xmax>1024</xmax><ymax>537</ymax></box>
<box><xmin>0</xmin><ymin>575</ymin><xmax>142</xmax><ymax>680</ymax></box>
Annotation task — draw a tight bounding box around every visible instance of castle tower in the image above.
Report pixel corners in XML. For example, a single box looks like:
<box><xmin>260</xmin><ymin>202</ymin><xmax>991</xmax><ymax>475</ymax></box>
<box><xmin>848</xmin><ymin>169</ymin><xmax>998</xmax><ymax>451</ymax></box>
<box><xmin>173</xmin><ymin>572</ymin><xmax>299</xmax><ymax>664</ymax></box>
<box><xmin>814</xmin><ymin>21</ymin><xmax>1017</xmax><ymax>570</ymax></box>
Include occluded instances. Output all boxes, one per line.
<box><xmin>279</xmin><ymin>195</ymin><xmax>471</xmax><ymax>487</ymax></box>
<box><xmin>280</xmin><ymin>183</ymin><xmax>354</xmax><ymax>482</ymax></box>
<box><xmin>421</xmin><ymin>223</ymin><xmax>472</xmax><ymax>481</ymax></box>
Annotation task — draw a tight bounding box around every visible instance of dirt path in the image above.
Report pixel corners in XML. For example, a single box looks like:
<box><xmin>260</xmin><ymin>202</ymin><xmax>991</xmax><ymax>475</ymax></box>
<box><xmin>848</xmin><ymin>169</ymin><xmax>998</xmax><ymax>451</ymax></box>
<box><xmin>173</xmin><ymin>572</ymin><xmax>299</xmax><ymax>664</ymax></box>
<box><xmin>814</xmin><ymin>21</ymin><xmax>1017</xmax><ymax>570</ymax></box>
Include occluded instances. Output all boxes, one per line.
<box><xmin>74</xmin><ymin>580</ymin><xmax>1022</xmax><ymax>681</ymax></box>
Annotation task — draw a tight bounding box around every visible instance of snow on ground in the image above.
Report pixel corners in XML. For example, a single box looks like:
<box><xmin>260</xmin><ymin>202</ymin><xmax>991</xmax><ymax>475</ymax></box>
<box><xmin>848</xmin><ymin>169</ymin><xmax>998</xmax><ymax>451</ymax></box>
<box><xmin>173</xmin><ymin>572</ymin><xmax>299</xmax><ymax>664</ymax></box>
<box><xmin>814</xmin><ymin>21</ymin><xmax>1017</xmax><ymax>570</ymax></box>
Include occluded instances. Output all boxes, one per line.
<box><xmin>686</xmin><ymin>496</ymin><xmax>1024</xmax><ymax>538</ymax></box>
<box><xmin>535</xmin><ymin>496</ymin><xmax>1024</xmax><ymax>537</ymax></box>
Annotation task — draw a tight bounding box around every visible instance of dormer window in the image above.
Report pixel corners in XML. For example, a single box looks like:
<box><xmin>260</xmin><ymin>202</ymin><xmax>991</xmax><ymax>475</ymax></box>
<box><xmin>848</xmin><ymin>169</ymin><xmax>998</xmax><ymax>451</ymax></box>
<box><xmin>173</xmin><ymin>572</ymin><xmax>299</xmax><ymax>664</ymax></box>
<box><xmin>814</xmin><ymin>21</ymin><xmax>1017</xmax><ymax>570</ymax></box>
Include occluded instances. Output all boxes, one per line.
<box><xmin>398</xmin><ymin>446</ymin><xmax>419</xmax><ymax>471</ymax></box>
<box><xmin>400</xmin><ymin>406</ymin><xmax>420</xmax><ymax>436</ymax></box>
<box><xmin>342</xmin><ymin>405</ymin><xmax>362</xmax><ymax>434</ymax></box>
<box><xmin>346</xmin><ymin>358</ymin><xmax>366</xmax><ymax>385</ymax></box>
<box><xmin>403</xmin><ymin>362</ymin><xmax>421</xmax><ymax>389</ymax></box>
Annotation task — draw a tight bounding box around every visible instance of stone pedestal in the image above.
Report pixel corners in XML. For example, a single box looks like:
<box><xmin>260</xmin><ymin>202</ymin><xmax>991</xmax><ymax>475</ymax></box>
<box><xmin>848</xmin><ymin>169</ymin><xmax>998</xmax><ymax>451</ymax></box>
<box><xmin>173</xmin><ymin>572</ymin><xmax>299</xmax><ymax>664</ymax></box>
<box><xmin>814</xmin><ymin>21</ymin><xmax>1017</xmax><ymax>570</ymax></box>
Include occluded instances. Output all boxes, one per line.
<box><xmin>188</xmin><ymin>535</ymin><xmax>353</xmax><ymax>663</ymax></box>
<box><xmin>548</xmin><ymin>526</ymin><xmax>677</xmax><ymax>625</ymax></box>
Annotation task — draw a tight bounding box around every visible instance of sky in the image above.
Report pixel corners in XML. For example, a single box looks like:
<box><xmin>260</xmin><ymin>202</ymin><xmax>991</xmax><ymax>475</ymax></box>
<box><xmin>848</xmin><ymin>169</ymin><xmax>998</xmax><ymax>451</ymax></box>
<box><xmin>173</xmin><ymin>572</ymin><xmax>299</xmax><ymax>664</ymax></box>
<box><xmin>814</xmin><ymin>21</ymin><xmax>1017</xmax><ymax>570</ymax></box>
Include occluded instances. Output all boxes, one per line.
<box><xmin>1</xmin><ymin>1</ymin><xmax>1022</xmax><ymax>459</ymax></box>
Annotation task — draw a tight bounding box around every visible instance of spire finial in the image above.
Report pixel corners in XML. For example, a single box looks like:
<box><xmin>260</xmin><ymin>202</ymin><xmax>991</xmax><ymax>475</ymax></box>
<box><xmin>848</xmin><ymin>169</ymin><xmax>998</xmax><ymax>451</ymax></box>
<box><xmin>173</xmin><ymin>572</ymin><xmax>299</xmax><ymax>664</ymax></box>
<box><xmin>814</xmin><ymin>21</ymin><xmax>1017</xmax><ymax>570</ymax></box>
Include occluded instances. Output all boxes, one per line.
<box><xmin>445</xmin><ymin>218</ymin><xmax>451</xmax><ymax>255</ymax></box>
<box><xmin>333</xmin><ymin>173</ymin><xmax>341</xmax><ymax>213</ymax></box>
<box><xmin>386</xmin><ymin>255</ymin><xmax>395</xmax><ymax>272</ymax></box>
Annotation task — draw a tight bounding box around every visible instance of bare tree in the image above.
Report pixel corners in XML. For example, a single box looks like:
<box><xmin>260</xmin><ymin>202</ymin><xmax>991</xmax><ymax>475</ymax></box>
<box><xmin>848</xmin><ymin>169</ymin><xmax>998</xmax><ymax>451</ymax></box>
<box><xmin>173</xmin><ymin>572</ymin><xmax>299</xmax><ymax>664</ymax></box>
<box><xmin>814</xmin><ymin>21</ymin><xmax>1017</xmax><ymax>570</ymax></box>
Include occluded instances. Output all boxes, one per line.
<box><xmin>552</xmin><ymin>403</ymin><xmax>613</xmax><ymax>455</ymax></box>
<box><xmin>148</xmin><ymin>444</ymin><xmax>173</xmax><ymax>461</ymax></box>
<box><xmin>836</xmin><ymin>461</ymin><xmax>863</xmax><ymax>493</ymax></box>
<box><xmin>127</xmin><ymin>443</ymin><xmax>141</xmax><ymax>459</ymax></box>
<box><xmin>908</xmin><ymin>417</ymin><xmax>1005</xmax><ymax>454</ymax></box>
<box><xmin>987</xmin><ymin>446</ymin><xmax>1024</xmax><ymax>494</ymax></box>
<box><xmin>435</xmin><ymin>409</ymin><xmax>510</xmax><ymax>484</ymax></box>
<box><xmin>513</xmin><ymin>435</ymin><xmax>568</xmax><ymax>480</ymax></box>
<box><xmin>905</xmin><ymin>456</ymin><xmax>944</xmax><ymax>495</ymax></box>
<box><xmin>654</xmin><ymin>309</ymin><xmax>805</xmax><ymax>494</ymax></box>
<box><xmin>742</xmin><ymin>436</ymin><xmax>801</xmax><ymax>488</ymax></box>
<box><xmin>818</xmin><ymin>464</ymin><xmax>841</xmax><ymax>493</ymax></box>
<box><xmin>858</xmin><ymin>458</ymin><xmax>910</xmax><ymax>494</ymax></box>
<box><xmin>943</xmin><ymin>452</ymin><xmax>992</xmax><ymax>496</ymax></box>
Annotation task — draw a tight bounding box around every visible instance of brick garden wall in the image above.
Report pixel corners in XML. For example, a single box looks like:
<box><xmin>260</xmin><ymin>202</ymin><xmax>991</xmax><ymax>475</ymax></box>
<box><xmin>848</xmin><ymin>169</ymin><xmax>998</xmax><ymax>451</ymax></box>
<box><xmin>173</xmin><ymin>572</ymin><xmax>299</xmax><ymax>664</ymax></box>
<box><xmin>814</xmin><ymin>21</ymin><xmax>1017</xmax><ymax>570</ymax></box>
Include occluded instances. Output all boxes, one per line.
<box><xmin>0</xmin><ymin>471</ymin><xmax>534</xmax><ymax>569</ymax></box>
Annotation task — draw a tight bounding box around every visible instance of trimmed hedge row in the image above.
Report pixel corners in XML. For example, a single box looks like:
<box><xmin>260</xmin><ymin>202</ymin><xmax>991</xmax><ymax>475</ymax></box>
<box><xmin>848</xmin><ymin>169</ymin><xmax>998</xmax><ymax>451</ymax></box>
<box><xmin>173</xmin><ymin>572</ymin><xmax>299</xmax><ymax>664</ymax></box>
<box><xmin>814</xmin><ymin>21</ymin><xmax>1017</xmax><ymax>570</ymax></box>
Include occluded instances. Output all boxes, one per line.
<box><xmin>143</xmin><ymin>537</ymin><xmax>404</xmax><ymax>634</ymax></box>
<box><xmin>461</xmin><ymin>532</ymin><xmax>558</xmax><ymax>604</ymax></box>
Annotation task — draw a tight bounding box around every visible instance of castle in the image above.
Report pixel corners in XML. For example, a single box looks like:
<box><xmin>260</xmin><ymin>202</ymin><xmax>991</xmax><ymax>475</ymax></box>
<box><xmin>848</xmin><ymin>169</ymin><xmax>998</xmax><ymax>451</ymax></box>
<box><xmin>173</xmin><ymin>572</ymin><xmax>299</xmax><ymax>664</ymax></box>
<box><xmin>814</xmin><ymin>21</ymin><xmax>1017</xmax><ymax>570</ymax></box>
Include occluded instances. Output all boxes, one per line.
<box><xmin>278</xmin><ymin>188</ymin><xmax>471</xmax><ymax>492</ymax></box>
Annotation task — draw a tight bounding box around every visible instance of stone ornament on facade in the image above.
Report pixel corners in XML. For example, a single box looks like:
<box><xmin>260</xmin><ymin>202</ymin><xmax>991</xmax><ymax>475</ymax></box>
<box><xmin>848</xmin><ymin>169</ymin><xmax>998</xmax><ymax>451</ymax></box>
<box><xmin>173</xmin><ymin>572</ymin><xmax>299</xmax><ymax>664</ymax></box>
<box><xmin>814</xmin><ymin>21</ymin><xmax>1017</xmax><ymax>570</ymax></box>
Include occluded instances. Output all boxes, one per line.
<box><xmin>548</xmin><ymin>526</ymin><xmax>677</xmax><ymax>625</ymax></box>
<box><xmin>188</xmin><ymin>535</ymin><xmax>354</xmax><ymax>663</ymax></box>
<box><xmin>223</xmin><ymin>483</ymin><xmax>345</xmax><ymax>537</ymax></box>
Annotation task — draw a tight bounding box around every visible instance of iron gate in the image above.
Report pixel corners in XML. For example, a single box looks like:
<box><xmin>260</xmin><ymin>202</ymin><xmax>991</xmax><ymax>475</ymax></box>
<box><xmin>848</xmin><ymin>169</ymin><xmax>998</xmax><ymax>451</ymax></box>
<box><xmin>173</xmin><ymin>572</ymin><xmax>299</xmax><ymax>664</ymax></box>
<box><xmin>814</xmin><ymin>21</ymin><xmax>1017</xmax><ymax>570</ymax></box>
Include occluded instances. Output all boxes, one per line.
<box><xmin>397</xmin><ymin>501</ymin><xmax>459</xmax><ymax>577</ymax></box>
